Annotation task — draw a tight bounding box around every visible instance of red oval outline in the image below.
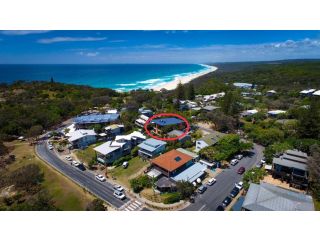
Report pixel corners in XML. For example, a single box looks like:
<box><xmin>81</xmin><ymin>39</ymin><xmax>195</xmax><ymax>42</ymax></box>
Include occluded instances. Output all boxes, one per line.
<box><xmin>144</xmin><ymin>113</ymin><xmax>190</xmax><ymax>141</ymax></box>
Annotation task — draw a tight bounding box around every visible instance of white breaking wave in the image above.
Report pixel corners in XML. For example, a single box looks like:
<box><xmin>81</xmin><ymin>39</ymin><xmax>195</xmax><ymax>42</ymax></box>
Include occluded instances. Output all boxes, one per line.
<box><xmin>137</xmin><ymin>78</ymin><xmax>162</xmax><ymax>84</ymax></box>
<box><xmin>116</xmin><ymin>83</ymin><xmax>137</xmax><ymax>86</ymax></box>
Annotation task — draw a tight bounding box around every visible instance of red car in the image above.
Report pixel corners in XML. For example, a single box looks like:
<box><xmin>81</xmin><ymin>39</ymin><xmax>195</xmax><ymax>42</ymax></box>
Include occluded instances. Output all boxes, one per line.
<box><xmin>237</xmin><ymin>166</ymin><xmax>245</xmax><ymax>174</ymax></box>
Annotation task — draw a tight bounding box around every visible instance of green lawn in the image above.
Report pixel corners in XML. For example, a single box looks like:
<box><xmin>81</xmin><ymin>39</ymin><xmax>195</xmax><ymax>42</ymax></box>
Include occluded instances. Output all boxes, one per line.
<box><xmin>5</xmin><ymin>141</ymin><xmax>95</xmax><ymax>210</ymax></box>
<box><xmin>74</xmin><ymin>142</ymin><xmax>103</xmax><ymax>166</ymax></box>
<box><xmin>109</xmin><ymin>156</ymin><xmax>149</xmax><ymax>187</ymax></box>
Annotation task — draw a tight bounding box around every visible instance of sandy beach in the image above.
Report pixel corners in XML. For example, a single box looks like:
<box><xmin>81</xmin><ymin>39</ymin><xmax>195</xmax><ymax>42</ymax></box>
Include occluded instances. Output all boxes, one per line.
<box><xmin>152</xmin><ymin>64</ymin><xmax>218</xmax><ymax>91</ymax></box>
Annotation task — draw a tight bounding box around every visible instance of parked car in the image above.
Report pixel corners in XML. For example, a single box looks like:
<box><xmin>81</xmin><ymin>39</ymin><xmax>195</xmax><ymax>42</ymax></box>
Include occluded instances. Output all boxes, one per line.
<box><xmin>256</xmin><ymin>162</ymin><xmax>263</xmax><ymax>168</ymax></box>
<box><xmin>216</xmin><ymin>205</ymin><xmax>225</xmax><ymax>211</ymax></box>
<box><xmin>95</xmin><ymin>174</ymin><xmax>106</xmax><ymax>182</ymax></box>
<box><xmin>235</xmin><ymin>181</ymin><xmax>244</xmax><ymax>190</ymax></box>
<box><xmin>65</xmin><ymin>155</ymin><xmax>72</xmax><ymax>161</ymax></box>
<box><xmin>48</xmin><ymin>145</ymin><xmax>54</xmax><ymax>150</ymax></box>
<box><xmin>71</xmin><ymin>160</ymin><xmax>80</xmax><ymax>167</ymax></box>
<box><xmin>113</xmin><ymin>190</ymin><xmax>126</xmax><ymax>200</ymax></box>
<box><xmin>197</xmin><ymin>185</ymin><xmax>207</xmax><ymax>194</ymax></box>
<box><xmin>261</xmin><ymin>158</ymin><xmax>266</xmax><ymax>164</ymax></box>
<box><xmin>237</xmin><ymin>166</ymin><xmax>245</xmax><ymax>174</ymax></box>
<box><xmin>77</xmin><ymin>163</ymin><xmax>86</xmax><ymax>171</ymax></box>
<box><xmin>235</xmin><ymin>154</ymin><xmax>243</xmax><ymax>160</ymax></box>
<box><xmin>207</xmin><ymin>178</ymin><xmax>217</xmax><ymax>186</ymax></box>
<box><xmin>230</xmin><ymin>187</ymin><xmax>240</xmax><ymax>198</ymax></box>
<box><xmin>122</xmin><ymin>161</ymin><xmax>129</xmax><ymax>169</ymax></box>
<box><xmin>113</xmin><ymin>184</ymin><xmax>124</xmax><ymax>192</ymax></box>
<box><xmin>222</xmin><ymin>196</ymin><xmax>232</xmax><ymax>207</ymax></box>
<box><xmin>230</xmin><ymin>159</ymin><xmax>239</xmax><ymax>166</ymax></box>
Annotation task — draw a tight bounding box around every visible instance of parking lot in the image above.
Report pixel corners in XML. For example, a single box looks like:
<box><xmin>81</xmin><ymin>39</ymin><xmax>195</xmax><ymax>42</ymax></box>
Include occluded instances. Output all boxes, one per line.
<box><xmin>184</xmin><ymin>143</ymin><xmax>264</xmax><ymax>211</ymax></box>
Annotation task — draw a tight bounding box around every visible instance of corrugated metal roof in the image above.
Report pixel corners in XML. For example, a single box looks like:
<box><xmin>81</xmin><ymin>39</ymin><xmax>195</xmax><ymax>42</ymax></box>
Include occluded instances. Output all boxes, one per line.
<box><xmin>68</xmin><ymin>129</ymin><xmax>96</xmax><ymax>142</ymax></box>
<box><xmin>94</xmin><ymin>141</ymin><xmax>124</xmax><ymax>155</ymax></box>
<box><xmin>198</xmin><ymin>132</ymin><xmax>225</xmax><ymax>146</ymax></box>
<box><xmin>151</xmin><ymin>117</ymin><xmax>184</xmax><ymax>126</ymax></box>
<box><xmin>74</xmin><ymin>113</ymin><xmax>119</xmax><ymax>124</ymax></box>
<box><xmin>172</xmin><ymin>162</ymin><xmax>206</xmax><ymax>183</ymax></box>
<box><xmin>242</xmin><ymin>182</ymin><xmax>314</xmax><ymax>211</ymax></box>
<box><xmin>138</xmin><ymin>138</ymin><xmax>166</xmax><ymax>152</ymax></box>
<box><xmin>273</xmin><ymin>157</ymin><xmax>307</xmax><ymax>171</ymax></box>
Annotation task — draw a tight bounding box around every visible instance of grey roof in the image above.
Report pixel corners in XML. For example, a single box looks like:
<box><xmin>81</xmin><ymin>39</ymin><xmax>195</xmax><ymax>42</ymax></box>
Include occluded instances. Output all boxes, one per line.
<box><xmin>202</xmin><ymin>105</ymin><xmax>220</xmax><ymax>111</ymax></box>
<box><xmin>176</xmin><ymin>148</ymin><xmax>199</xmax><ymax>159</ymax></box>
<box><xmin>273</xmin><ymin>150</ymin><xmax>308</xmax><ymax>171</ymax></box>
<box><xmin>198</xmin><ymin>132</ymin><xmax>225</xmax><ymax>146</ymax></box>
<box><xmin>138</xmin><ymin>138</ymin><xmax>166</xmax><ymax>152</ymax></box>
<box><xmin>285</xmin><ymin>150</ymin><xmax>308</xmax><ymax>160</ymax></box>
<box><xmin>242</xmin><ymin>182</ymin><xmax>314</xmax><ymax>211</ymax></box>
<box><xmin>171</xmin><ymin>162</ymin><xmax>206</xmax><ymax>183</ymax></box>
<box><xmin>156</xmin><ymin>176</ymin><xmax>176</xmax><ymax>188</ymax></box>
<box><xmin>273</xmin><ymin>158</ymin><xmax>307</xmax><ymax>171</ymax></box>
<box><xmin>167</xmin><ymin>130</ymin><xmax>184</xmax><ymax>136</ymax></box>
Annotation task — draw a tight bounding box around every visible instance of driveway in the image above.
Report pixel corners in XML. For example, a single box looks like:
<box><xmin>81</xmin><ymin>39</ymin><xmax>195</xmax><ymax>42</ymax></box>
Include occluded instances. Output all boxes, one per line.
<box><xmin>184</xmin><ymin>143</ymin><xmax>264</xmax><ymax>211</ymax></box>
<box><xmin>35</xmin><ymin>139</ymin><xmax>130</xmax><ymax>209</ymax></box>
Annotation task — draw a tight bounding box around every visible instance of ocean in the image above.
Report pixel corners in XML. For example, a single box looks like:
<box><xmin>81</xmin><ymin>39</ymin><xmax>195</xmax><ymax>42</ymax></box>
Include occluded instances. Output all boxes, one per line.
<box><xmin>0</xmin><ymin>64</ymin><xmax>210</xmax><ymax>91</ymax></box>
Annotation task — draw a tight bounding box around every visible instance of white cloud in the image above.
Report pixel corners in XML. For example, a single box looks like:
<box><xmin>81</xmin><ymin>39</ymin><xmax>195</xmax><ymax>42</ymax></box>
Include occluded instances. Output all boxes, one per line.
<box><xmin>270</xmin><ymin>38</ymin><xmax>320</xmax><ymax>48</ymax></box>
<box><xmin>78</xmin><ymin>51</ymin><xmax>100</xmax><ymax>57</ymax></box>
<box><xmin>38</xmin><ymin>37</ymin><xmax>107</xmax><ymax>44</ymax></box>
<box><xmin>1</xmin><ymin>30</ymin><xmax>50</xmax><ymax>35</ymax></box>
<box><xmin>109</xmin><ymin>40</ymin><xmax>126</xmax><ymax>43</ymax></box>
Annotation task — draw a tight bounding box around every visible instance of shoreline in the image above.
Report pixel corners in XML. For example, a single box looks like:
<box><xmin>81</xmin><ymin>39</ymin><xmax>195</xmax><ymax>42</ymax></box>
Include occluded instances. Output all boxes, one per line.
<box><xmin>152</xmin><ymin>64</ymin><xmax>218</xmax><ymax>91</ymax></box>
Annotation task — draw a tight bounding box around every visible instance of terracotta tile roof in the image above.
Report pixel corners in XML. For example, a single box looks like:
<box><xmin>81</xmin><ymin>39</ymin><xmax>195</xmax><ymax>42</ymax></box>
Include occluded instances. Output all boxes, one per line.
<box><xmin>151</xmin><ymin>149</ymin><xmax>193</xmax><ymax>172</ymax></box>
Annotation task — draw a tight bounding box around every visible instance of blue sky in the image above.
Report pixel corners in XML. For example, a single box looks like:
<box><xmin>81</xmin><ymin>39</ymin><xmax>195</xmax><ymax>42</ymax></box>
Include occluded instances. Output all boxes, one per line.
<box><xmin>0</xmin><ymin>30</ymin><xmax>320</xmax><ymax>63</ymax></box>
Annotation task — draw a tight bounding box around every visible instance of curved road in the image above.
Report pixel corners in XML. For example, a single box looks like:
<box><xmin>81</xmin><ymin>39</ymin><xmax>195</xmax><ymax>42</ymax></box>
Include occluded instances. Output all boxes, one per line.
<box><xmin>184</xmin><ymin>143</ymin><xmax>264</xmax><ymax>211</ymax></box>
<box><xmin>36</xmin><ymin>140</ymin><xmax>129</xmax><ymax>209</ymax></box>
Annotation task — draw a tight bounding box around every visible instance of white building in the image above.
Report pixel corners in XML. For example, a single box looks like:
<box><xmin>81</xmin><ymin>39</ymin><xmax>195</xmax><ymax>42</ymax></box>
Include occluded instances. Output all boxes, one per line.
<box><xmin>312</xmin><ymin>90</ymin><xmax>320</xmax><ymax>96</ymax></box>
<box><xmin>300</xmin><ymin>89</ymin><xmax>316</xmax><ymax>96</ymax></box>
<box><xmin>241</xmin><ymin>109</ymin><xmax>258</xmax><ymax>117</ymax></box>
<box><xmin>94</xmin><ymin>131</ymin><xmax>146</xmax><ymax>164</ymax></box>
<box><xmin>203</xmin><ymin>92</ymin><xmax>225</xmax><ymax>102</ymax></box>
<box><xmin>268</xmin><ymin>110</ymin><xmax>286</xmax><ymax>117</ymax></box>
<box><xmin>135</xmin><ymin>114</ymin><xmax>149</xmax><ymax>128</ymax></box>
<box><xmin>68</xmin><ymin>129</ymin><xmax>97</xmax><ymax>149</ymax></box>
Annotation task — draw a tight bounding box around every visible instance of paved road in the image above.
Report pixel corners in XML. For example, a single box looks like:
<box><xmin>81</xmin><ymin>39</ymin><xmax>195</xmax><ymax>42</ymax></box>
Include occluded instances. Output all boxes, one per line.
<box><xmin>184</xmin><ymin>143</ymin><xmax>264</xmax><ymax>211</ymax></box>
<box><xmin>35</xmin><ymin>140</ymin><xmax>129</xmax><ymax>209</ymax></box>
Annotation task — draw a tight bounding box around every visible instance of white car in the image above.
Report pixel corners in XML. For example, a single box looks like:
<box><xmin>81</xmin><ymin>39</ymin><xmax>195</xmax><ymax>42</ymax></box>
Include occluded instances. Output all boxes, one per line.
<box><xmin>236</xmin><ymin>154</ymin><xmax>243</xmax><ymax>160</ymax></box>
<box><xmin>235</xmin><ymin>181</ymin><xmax>244</xmax><ymax>190</ymax></box>
<box><xmin>65</xmin><ymin>155</ymin><xmax>72</xmax><ymax>161</ymax></box>
<box><xmin>122</xmin><ymin>161</ymin><xmax>129</xmax><ymax>169</ymax></box>
<box><xmin>261</xmin><ymin>158</ymin><xmax>266</xmax><ymax>164</ymax></box>
<box><xmin>113</xmin><ymin>184</ymin><xmax>124</xmax><ymax>192</ymax></box>
<box><xmin>230</xmin><ymin>159</ymin><xmax>239</xmax><ymax>166</ymax></box>
<box><xmin>95</xmin><ymin>174</ymin><xmax>106</xmax><ymax>182</ymax></box>
<box><xmin>71</xmin><ymin>161</ymin><xmax>80</xmax><ymax>167</ymax></box>
<box><xmin>113</xmin><ymin>190</ymin><xmax>126</xmax><ymax>200</ymax></box>
<box><xmin>207</xmin><ymin>178</ymin><xmax>217</xmax><ymax>186</ymax></box>
<box><xmin>48</xmin><ymin>145</ymin><xmax>54</xmax><ymax>150</ymax></box>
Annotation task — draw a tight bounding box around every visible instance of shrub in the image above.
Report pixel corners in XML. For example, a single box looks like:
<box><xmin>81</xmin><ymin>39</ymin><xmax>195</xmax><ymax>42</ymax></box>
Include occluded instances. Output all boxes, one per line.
<box><xmin>242</xmin><ymin>168</ymin><xmax>267</xmax><ymax>190</ymax></box>
<box><xmin>112</xmin><ymin>155</ymin><xmax>131</xmax><ymax>167</ymax></box>
<box><xmin>130</xmin><ymin>175</ymin><xmax>152</xmax><ymax>193</ymax></box>
<box><xmin>163</xmin><ymin>192</ymin><xmax>181</xmax><ymax>204</ymax></box>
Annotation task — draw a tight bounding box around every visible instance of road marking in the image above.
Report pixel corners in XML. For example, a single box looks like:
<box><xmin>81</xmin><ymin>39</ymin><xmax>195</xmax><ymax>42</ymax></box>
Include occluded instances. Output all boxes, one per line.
<box><xmin>199</xmin><ymin>204</ymin><xmax>207</xmax><ymax>211</ymax></box>
<box><xmin>135</xmin><ymin>200</ymin><xmax>142</xmax><ymax>205</ymax></box>
<box><xmin>127</xmin><ymin>206</ymin><xmax>134</xmax><ymax>211</ymax></box>
<box><xmin>131</xmin><ymin>202</ymin><xmax>139</xmax><ymax>208</ymax></box>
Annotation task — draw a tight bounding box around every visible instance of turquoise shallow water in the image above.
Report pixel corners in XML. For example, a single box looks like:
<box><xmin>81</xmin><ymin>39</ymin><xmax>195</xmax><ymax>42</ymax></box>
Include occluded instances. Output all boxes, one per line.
<box><xmin>0</xmin><ymin>64</ymin><xmax>209</xmax><ymax>91</ymax></box>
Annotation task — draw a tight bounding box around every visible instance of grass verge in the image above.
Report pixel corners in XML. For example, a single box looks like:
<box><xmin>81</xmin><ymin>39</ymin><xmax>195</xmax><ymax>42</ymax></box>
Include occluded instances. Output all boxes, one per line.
<box><xmin>5</xmin><ymin>141</ymin><xmax>94</xmax><ymax>210</ymax></box>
